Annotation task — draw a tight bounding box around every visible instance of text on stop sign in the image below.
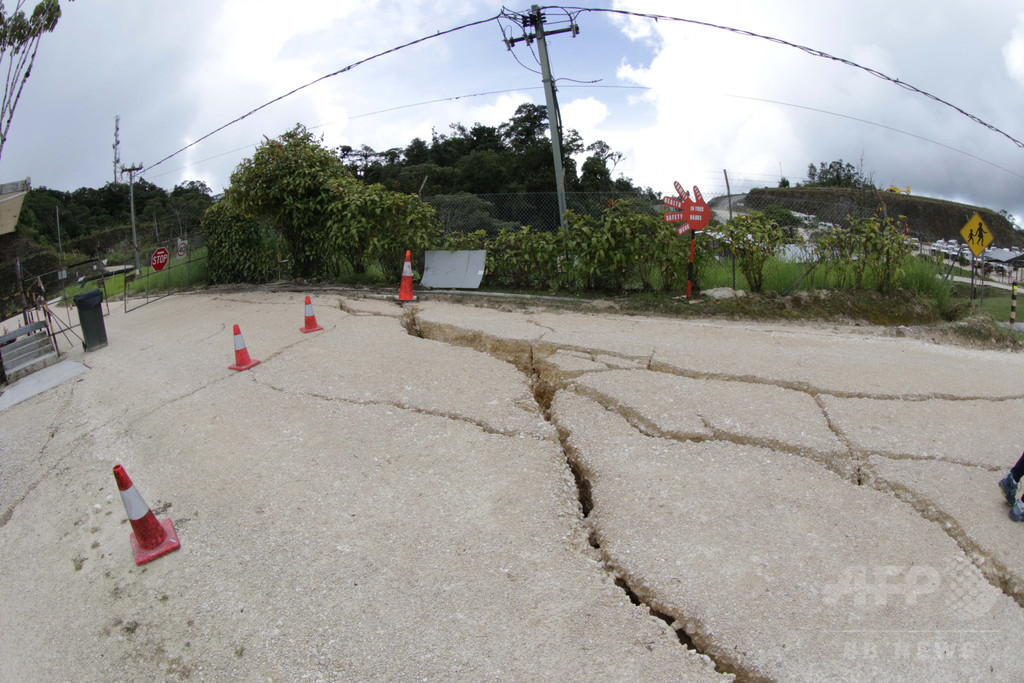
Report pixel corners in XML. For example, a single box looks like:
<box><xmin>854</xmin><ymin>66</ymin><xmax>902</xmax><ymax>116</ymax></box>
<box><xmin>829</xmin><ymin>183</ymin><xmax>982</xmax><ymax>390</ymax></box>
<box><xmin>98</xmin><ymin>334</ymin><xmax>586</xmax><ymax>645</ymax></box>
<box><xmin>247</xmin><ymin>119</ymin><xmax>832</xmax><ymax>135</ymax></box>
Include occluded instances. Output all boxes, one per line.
<box><xmin>151</xmin><ymin>247</ymin><xmax>169</xmax><ymax>271</ymax></box>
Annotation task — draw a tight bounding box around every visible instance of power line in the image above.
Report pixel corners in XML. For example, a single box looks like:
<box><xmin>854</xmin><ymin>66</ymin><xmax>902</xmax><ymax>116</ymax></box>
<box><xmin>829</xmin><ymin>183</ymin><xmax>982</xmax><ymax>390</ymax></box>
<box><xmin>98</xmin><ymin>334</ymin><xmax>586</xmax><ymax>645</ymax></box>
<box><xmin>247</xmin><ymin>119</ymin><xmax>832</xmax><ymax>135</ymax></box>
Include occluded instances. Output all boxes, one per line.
<box><xmin>141</xmin><ymin>4</ymin><xmax>1023</xmax><ymax>187</ymax></box>
<box><xmin>552</xmin><ymin>5</ymin><xmax>1024</xmax><ymax>150</ymax></box>
<box><xmin>148</xmin><ymin>82</ymin><xmax>1023</xmax><ymax>185</ymax></box>
<box><xmin>723</xmin><ymin>94</ymin><xmax>1024</xmax><ymax>181</ymax></box>
<box><xmin>144</xmin><ymin>13</ymin><xmax>503</xmax><ymax>174</ymax></box>
<box><xmin>146</xmin><ymin>85</ymin><xmax>656</xmax><ymax>181</ymax></box>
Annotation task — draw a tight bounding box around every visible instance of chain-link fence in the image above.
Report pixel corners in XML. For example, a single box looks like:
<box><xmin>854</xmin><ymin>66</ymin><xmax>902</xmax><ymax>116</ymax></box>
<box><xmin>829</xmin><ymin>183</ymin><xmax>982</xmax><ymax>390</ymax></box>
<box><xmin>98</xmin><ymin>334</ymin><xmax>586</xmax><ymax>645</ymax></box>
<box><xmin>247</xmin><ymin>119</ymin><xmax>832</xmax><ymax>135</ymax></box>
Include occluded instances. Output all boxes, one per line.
<box><xmin>123</xmin><ymin>233</ymin><xmax>208</xmax><ymax>312</ymax></box>
<box><xmin>423</xmin><ymin>188</ymin><xmax>926</xmax><ymax>240</ymax></box>
<box><xmin>1</xmin><ymin>232</ymin><xmax>209</xmax><ymax>356</ymax></box>
<box><xmin>424</xmin><ymin>191</ymin><xmax>663</xmax><ymax>238</ymax></box>
<box><xmin>419</xmin><ymin>187</ymin><xmax>1002</xmax><ymax>294</ymax></box>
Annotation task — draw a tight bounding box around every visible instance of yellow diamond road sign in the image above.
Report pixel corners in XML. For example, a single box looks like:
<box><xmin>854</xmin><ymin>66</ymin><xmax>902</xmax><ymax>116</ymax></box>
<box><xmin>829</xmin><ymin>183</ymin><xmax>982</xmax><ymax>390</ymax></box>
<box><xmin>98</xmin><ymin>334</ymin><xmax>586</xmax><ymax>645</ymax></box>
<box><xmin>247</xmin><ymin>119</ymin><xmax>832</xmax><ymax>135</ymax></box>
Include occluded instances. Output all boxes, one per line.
<box><xmin>960</xmin><ymin>212</ymin><xmax>993</xmax><ymax>257</ymax></box>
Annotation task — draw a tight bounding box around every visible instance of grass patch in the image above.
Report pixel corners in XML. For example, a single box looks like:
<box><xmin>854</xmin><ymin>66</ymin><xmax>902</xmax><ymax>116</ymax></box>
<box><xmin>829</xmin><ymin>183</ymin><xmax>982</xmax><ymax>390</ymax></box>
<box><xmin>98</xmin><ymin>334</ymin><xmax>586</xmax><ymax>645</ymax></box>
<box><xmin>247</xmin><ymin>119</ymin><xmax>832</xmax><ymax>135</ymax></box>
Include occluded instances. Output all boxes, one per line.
<box><xmin>56</xmin><ymin>249</ymin><xmax>209</xmax><ymax>302</ymax></box>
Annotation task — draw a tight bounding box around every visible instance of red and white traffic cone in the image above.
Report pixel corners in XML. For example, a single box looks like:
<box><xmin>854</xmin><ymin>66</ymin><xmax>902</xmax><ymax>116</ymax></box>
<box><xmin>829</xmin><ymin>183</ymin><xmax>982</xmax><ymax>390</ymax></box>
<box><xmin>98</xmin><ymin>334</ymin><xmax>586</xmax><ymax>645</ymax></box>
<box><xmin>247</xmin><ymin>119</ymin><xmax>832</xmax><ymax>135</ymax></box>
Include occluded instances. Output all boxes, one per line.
<box><xmin>299</xmin><ymin>295</ymin><xmax>323</xmax><ymax>333</ymax></box>
<box><xmin>112</xmin><ymin>464</ymin><xmax>180</xmax><ymax>565</ymax></box>
<box><xmin>396</xmin><ymin>250</ymin><xmax>417</xmax><ymax>302</ymax></box>
<box><xmin>228</xmin><ymin>324</ymin><xmax>260</xmax><ymax>371</ymax></box>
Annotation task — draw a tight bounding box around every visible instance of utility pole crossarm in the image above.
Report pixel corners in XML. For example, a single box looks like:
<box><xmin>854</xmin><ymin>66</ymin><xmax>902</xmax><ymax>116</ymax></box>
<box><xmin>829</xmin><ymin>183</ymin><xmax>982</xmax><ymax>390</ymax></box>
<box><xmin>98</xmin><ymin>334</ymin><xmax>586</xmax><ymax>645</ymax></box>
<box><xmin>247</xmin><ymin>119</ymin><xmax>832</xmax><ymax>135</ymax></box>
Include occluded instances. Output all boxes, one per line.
<box><xmin>504</xmin><ymin>4</ymin><xmax>579</xmax><ymax>230</ymax></box>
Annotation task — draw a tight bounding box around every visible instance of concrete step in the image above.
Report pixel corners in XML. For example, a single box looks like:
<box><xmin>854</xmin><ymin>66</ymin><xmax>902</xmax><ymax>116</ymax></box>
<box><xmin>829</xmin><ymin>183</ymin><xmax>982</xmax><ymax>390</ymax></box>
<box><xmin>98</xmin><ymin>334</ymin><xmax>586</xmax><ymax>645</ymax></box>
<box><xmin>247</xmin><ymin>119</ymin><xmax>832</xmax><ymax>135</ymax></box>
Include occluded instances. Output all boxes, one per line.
<box><xmin>2</xmin><ymin>327</ymin><xmax>58</xmax><ymax>383</ymax></box>
<box><xmin>6</xmin><ymin>348</ymin><xmax>59</xmax><ymax>382</ymax></box>
<box><xmin>4</xmin><ymin>333</ymin><xmax>52</xmax><ymax>364</ymax></box>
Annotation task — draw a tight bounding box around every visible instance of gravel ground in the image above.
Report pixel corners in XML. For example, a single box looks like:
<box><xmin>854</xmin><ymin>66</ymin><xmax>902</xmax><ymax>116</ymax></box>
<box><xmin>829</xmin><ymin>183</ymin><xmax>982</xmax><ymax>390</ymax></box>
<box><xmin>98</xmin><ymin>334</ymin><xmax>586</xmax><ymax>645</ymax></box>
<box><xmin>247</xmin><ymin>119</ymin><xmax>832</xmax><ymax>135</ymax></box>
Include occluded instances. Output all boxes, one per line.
<box><xmin>3</xmin><ymin>289</ymin><xmax>1024</xmax><ymax>681</ymax></box>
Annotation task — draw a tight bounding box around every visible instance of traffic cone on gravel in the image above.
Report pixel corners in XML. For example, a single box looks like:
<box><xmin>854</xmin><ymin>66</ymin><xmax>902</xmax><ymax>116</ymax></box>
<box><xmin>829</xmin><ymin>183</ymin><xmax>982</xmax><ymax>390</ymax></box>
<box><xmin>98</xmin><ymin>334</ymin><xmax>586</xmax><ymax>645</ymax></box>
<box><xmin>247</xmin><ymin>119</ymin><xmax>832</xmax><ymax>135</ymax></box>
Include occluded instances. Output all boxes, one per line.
<box><xmin>300</xmin><ymin>295</ymin><xmax>323</xmax><ymax>333</ymax></box>
<box><xmin>228</xmin><ymin>324</ymin><xmax>260</xmax><ymax>371</ymax></box>
<box><xmin>396</xmin><ymin>250</ymin><xmax>417</xmax><ymax>302</ymax></box>
<box><xmin>113</xmin><ymin>464</ymin><xmax>180</xmax><ymax>565</ymax></box>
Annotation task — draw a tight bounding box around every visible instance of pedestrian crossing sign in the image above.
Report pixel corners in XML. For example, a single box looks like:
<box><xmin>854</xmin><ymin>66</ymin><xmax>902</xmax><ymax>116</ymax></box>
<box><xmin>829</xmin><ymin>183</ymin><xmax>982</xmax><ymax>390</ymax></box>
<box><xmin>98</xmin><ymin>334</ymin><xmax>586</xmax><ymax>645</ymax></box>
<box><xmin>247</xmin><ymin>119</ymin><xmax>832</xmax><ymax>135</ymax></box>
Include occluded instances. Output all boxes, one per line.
<box><xmin>960</xmin><ymin>212</ymin><xmax>993</xmax><ymax>257</ymax></box>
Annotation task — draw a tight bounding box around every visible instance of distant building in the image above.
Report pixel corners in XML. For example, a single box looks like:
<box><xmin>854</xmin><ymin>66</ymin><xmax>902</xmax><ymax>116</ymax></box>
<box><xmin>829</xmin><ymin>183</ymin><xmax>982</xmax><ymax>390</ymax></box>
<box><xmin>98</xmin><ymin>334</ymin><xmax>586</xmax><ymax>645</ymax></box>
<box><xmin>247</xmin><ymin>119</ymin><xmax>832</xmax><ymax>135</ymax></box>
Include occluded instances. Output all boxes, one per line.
<box><xmin>0</xmin><ymin>178</ymin><xmax>31</xmax><ymax>236</ymax></box>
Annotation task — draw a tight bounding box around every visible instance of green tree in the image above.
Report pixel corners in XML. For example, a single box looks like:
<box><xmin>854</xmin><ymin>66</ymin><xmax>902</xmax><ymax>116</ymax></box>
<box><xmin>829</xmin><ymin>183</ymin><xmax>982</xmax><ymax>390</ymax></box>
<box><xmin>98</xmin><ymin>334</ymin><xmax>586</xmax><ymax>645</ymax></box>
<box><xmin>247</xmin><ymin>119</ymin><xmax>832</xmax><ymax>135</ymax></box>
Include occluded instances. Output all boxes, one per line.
<box><xmin>0</xmin><ymin>0</ymin><xmax>68</xmax><ymax>161</ymax></box>
<box><xmin>168</xmin><ymin>180</ymin><xmax>214</xmax><ymax>237</ymax></box>
<box><xmin>226</xmin><ymin>124</ymin><xmax>347</xmax><ymax>277</ymax></box>
<box><xmin>804</xmin><ymin>158</ymin><xmax>870</xmax><ymax>188</ymax></box>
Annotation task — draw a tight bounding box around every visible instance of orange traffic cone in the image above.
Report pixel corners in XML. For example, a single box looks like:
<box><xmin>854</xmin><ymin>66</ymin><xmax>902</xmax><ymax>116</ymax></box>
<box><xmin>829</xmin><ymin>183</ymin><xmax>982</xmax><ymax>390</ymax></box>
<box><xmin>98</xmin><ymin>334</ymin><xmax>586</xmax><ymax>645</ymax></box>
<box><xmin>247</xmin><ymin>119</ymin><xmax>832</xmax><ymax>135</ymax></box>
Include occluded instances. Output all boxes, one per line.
<box><xmin>396</xmin><ymin>250</ymin><xmax>417</xmax><ymax>302</ymax></box>
<box><xmin>300</xmin><ymin>295</ymin><xmax>323</xmax><ymax>333</ymax></box>
<box><xmin>113</xmin><ymin>464</ymin><xmax>180</xmax><ymax>565</ymax></box>
<box><xmin>229</xmin><ymin>324</ymin><xmax>260</xmax><ymax>371</ymax></box>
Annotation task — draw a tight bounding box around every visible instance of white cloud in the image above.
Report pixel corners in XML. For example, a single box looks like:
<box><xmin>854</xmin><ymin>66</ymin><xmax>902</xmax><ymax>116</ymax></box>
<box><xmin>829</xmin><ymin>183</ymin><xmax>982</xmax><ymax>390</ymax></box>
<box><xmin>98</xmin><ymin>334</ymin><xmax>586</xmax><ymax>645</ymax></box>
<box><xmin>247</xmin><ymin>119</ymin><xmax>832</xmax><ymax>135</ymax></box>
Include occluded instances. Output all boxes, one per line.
<box><xmin>3</xmin><ymin>0</ymin><xmax>1024</xmax><ymax>223</ymax></box>
<box><xmin>562</xmin><ymin>96</ymin><xmax>609</xmax><ymax>140</ymax></box>
<box><xmin>1003</xmin><ymin>13</ymin><xmax>1024</xmax><ymax>88</ymax></box>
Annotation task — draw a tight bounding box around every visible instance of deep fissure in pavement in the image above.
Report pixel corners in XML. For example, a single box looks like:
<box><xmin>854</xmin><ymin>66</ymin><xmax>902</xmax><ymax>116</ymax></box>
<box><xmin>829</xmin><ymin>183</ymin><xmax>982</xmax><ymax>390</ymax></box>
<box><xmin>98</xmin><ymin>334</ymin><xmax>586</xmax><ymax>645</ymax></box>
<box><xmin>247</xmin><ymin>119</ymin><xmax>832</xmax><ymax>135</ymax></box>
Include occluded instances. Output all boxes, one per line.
<box><xmin>400</xmin><ymin>308</ymin><xmax>1021</xmax><ymax>678</ymax></box>
<box><xmin>527</xmin><ymin>346</ymin><xmax>727</xmax><ymax>672</ymax></box>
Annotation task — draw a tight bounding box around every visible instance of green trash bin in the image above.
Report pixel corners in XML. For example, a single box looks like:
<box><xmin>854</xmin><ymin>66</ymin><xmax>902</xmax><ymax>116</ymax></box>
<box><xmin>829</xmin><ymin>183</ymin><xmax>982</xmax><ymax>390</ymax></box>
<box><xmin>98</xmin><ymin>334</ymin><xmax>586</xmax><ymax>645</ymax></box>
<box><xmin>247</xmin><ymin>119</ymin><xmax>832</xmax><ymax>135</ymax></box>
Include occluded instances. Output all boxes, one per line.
<box><xmin>73</xmin><ymin>288</ymin><xmax>107</xmax><ymax>351</ymax></box>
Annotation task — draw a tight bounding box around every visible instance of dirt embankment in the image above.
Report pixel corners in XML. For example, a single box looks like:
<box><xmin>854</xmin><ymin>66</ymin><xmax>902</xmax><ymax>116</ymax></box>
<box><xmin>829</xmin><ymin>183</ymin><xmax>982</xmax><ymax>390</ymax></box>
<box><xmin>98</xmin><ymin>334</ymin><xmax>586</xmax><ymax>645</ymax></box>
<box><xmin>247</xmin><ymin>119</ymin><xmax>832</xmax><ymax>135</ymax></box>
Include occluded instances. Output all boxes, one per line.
<box><xmin>744</xmin><ymin>187</ymin><xmax>1022</xmax><ymax>247</ymax></box>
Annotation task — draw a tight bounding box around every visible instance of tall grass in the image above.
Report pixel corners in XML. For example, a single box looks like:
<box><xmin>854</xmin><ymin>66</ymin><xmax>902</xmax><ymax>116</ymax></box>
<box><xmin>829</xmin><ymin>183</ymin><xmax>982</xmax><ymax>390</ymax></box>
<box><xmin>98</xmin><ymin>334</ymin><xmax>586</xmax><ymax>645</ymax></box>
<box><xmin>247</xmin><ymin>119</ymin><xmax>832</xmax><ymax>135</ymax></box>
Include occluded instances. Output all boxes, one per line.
<box><xmin>699</xmin><ymin>253</ymin><xmax>959</xmax><ymax>302</ymax></box>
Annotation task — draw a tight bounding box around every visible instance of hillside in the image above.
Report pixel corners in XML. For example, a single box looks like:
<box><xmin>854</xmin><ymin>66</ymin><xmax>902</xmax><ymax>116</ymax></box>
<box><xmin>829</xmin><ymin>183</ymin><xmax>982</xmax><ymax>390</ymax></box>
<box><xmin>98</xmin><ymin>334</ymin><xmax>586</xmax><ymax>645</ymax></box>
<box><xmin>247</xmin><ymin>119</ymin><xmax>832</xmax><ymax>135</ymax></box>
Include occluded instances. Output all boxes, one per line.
<box><xmin>732</xmin><ymin>187</ymin><xmax>1024</xmax><ymax>248</ymax></box>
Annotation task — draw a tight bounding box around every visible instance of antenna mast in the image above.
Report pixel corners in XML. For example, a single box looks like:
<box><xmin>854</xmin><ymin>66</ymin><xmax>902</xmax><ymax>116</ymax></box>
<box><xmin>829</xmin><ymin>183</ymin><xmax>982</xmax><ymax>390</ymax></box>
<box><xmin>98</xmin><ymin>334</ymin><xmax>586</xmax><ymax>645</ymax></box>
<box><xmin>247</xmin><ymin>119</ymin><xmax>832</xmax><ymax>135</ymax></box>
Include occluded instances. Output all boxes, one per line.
<box><xmin>112</xmin><ymin>115</ymin><xmax>121</xmax><ymax>183</ymax></box>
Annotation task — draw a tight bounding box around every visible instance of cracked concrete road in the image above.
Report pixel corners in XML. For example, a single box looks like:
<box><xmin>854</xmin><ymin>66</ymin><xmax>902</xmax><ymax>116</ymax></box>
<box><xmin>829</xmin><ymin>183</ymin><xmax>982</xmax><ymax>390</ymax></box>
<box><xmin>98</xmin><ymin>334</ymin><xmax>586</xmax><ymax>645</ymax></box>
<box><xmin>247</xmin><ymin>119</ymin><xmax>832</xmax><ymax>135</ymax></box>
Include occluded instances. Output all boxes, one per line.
<box><xmin>2</xmin><ymin>290</ymin><xmax>1024</xmax><ymax>681</ymax></box>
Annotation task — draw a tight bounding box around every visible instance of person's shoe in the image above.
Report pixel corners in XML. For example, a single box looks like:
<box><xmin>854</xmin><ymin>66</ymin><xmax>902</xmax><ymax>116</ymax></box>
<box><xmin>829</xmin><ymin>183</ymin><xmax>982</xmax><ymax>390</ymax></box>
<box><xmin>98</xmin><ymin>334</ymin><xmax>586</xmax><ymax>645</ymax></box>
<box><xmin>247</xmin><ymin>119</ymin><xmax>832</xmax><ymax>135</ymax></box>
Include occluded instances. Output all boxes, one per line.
<box><xmin>1011</xmin><ymin>501</ymin><xmax>1024</xmax><ymax>523</ymax></box>
<box><xmin>999</xmin><ymin>473</ymin><xmax>1018</xmax><ymax>506</ymax></box>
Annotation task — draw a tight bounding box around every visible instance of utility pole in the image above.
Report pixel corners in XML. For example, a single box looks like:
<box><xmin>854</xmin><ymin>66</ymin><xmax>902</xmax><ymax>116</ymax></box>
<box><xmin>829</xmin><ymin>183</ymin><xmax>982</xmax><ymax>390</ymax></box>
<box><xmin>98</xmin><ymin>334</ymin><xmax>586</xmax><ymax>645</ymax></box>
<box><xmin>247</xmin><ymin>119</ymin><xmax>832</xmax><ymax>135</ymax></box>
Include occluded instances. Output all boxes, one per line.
<box><xmin>505</xmin><ymin>5</ymin><xmax>579</xmax><ymax>229</ymax></box>
<box><xmin>55</xmin><ymin>205</ymin><xmax>64</xmax><ymax>279</ymax></box>
<box><xmin>120</xmin><ymin>163</ymin><xmax>143</xmax><ymax>272</ymax></box>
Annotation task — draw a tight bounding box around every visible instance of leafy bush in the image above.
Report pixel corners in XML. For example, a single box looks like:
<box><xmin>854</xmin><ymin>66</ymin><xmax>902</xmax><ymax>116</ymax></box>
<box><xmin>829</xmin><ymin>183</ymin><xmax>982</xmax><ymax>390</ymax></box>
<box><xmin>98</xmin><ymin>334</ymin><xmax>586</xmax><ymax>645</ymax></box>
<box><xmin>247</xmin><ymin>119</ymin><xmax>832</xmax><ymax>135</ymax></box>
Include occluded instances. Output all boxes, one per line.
<box><xmin>762</xmin><ymin>205</ymin><xmax>802</xmax><ymax>229</ymax></box>
<box><xmin>227</xmin><ymin>125</ymin><xmax>348</xmax><ymax>278</ymax></box>
<box><xmin>815</xmin><ymin>215</ymin><xmax>913</xmax><ymax>292</ymax></box>
<box><xmin>715</xmin><ymin>212</ymin><xmax>790</xmax><ymax>293</ymax></box>
<box><xmin>485</xmin><ymin>225</ymin><xmax>560</xmax><ymax>290</ymax></box>
<box><xmin>562</xmin><ymin>199</ymin><xmax>690</xmax><ymax>294</ymax></box>
<box><xmin>204</xmin><ymin>202</ymin><xmax>277</xmax><ymax>284</ymax></box>
<box><xmin>317</xmin><ymin>175</ymin><xmax>439</xmax><ymax>280</ymax></box>
<box><xmin>440</xmin><ymin>229</ymin><xmax>487</xmax><ymax>251</ymax></box>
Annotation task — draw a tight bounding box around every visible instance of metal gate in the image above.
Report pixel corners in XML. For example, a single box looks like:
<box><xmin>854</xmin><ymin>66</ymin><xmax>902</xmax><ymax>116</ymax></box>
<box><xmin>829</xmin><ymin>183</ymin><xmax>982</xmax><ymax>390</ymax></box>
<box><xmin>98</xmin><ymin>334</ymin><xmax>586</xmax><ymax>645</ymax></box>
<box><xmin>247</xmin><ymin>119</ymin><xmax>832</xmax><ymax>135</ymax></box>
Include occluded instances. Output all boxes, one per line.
<box><xmin>124</xmin><ymin>233</ymin><xmax>207</xmax><ymax>313</ymax></box>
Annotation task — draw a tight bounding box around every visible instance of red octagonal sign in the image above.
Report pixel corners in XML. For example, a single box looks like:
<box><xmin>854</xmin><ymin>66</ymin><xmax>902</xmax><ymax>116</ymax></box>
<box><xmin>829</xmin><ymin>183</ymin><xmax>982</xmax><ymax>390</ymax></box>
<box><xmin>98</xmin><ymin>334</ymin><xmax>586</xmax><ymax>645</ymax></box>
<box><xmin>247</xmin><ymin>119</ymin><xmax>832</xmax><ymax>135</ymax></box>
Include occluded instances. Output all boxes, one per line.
<box><xmin>151</xmin><ymin>247</ymin><xmax>169</xmax><ymax>271</ymax></box>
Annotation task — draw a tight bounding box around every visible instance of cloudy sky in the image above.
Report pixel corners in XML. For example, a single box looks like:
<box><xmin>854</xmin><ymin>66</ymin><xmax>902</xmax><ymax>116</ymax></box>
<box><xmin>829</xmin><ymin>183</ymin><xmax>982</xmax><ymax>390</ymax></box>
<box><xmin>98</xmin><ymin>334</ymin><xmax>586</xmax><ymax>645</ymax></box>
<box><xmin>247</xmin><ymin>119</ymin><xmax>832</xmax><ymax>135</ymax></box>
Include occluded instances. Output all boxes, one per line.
<box><xmin>3</xmin><ymin>0</ymin><xmax>1024</xmax><ymax>222</ymax></box>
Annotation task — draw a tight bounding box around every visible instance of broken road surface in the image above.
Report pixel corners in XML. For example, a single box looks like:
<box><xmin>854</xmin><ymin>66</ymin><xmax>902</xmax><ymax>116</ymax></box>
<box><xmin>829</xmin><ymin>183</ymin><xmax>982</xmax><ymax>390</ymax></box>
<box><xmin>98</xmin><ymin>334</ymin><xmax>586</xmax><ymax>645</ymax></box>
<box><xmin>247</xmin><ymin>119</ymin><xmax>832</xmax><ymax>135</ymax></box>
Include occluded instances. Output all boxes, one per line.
<box><xmin>2</xmin><ymin>291</ymin><xmax>1023</xmax><ymax>681</ymax></box>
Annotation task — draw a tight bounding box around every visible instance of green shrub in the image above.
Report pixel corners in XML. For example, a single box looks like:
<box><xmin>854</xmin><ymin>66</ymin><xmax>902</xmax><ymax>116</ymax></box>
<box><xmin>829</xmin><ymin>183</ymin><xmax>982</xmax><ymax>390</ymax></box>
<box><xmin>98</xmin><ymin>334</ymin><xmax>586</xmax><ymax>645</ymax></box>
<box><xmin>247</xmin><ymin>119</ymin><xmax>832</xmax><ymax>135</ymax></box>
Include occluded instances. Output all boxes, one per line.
<box><xmin>762</xmin><ymin>205</ymin><xmax>802</xmax><ymax>229</ymax></box>
<box><xmin>440</xmin><ymin>229</ymin><xmax>487</xmax><ymax>251</ymax></box>
<box><xmin>485</xmin><ymin>225</ymin><xmax>560</xmax><ymax>290</ymax></box>
<box><xmin>315</xmin><ymin>175</ymin><xmax>440</xmax><ymax>281</ymax></box>
<box><xmin>815</xmin><ymin>215</ymin><xmax>913</xmax><ymax>292</ymax></box>
<box><xmin>203</xmin><ymin>202</ymin><xmax>277</xmax><ymax>284</ymax></box>
<box><xmin>715</xmin><ymin>212</ymin><xmax>790</xmax><ymax>293</ymax></box>
<box><xmin>562</xmin><ymin>199</ymin><xmax>691</xmax><ymax>294</ymax></box>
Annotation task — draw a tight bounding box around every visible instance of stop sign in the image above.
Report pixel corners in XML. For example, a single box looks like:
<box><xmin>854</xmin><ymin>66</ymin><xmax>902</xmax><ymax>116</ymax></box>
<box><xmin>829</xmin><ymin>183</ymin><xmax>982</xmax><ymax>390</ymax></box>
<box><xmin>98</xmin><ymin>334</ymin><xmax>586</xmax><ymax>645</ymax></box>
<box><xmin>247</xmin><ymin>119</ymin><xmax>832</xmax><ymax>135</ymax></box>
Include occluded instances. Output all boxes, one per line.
<box><xmin>151</xmin><ymin>247</ymin><xmax>169</xmax><ymax>271</ymax></box>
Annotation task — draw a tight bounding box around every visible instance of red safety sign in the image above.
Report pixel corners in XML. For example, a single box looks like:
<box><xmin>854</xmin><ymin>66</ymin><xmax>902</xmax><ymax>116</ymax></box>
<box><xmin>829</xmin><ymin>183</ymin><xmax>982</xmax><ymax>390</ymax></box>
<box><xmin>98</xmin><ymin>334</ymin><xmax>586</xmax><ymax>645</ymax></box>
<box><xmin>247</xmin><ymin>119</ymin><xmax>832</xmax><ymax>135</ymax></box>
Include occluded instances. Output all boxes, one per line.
<box><xmin>662</xmin><ymin>184</ymin><xmax>711</xmax><ymax>232</ymax></box>
<box><xmin>151</xmin><ymin>247</ymin><xmax>169</xmax><ymax>271</ymax></box>
<box><xmin>663</xmin><ymin>181</ymin><xmax>713</xmax><ymax>300</ymax></box>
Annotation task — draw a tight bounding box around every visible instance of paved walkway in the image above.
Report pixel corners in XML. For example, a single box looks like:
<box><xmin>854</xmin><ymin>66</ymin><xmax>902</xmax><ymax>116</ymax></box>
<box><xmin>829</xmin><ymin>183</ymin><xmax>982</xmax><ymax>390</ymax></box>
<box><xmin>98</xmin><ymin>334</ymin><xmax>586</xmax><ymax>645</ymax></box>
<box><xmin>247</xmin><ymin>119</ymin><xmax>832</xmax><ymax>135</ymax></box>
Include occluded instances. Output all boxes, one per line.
<box><xmin>2</xmin><ymin>290</ymin><xmax>1023</xmax><ymax>681</ymax></box>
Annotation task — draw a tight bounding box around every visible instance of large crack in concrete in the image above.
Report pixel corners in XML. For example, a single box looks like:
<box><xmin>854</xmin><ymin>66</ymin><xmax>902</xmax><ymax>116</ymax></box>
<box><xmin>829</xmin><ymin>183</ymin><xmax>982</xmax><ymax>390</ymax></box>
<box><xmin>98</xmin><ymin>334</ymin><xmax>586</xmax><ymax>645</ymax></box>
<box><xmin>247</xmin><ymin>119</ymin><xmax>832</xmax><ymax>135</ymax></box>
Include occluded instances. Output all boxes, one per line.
<box><xmin>399</xmin><ymin>307</ymin><xmax>740</xmax><ymax>678</ymax></box>
<box><xmin>396</xmin><ymin>306</ymin><xmax>1024</xmax><ymax>677</ymax></box>
<box><xmin>530</xmin><ymin>354</ymin><xmax>729</xmax><ymax>675</ymax></box>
